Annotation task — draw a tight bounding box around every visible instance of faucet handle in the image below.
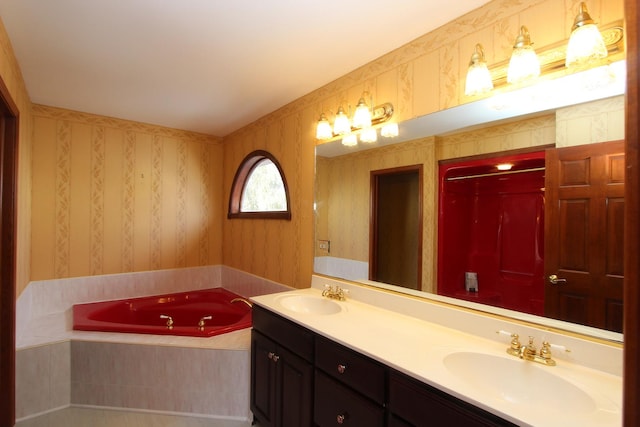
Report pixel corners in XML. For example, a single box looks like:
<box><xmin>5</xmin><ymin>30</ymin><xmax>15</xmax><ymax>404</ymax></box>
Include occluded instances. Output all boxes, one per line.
<box><xmin>510</xmin><ymin>333</ymin><xmax>521</xmax><ymax>351</ymax></box>
<box><xmin>540</xmin><ymin>341</ymin><xmax>552</xmax><ymax>359</ymax></box>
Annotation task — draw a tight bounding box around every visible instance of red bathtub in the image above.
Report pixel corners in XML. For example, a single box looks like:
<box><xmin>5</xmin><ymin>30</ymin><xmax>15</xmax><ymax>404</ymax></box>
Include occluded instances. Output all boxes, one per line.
<box><xmin>72</xmin><ymin>287</ymin><xmax>252</xmax><ymax>337</ymax></box>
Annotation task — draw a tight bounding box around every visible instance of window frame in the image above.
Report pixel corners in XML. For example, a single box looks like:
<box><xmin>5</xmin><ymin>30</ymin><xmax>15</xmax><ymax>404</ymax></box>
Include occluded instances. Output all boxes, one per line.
<box><xmin>228</xmin><ymin>150</ymin><xmax>292</xmax><ymax>220</ymax></box>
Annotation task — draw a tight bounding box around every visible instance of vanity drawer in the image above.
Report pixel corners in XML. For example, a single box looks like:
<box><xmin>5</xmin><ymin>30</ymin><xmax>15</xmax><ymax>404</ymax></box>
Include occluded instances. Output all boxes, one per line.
<box><xmin>315</xmin><ymin>335</ymin><xmax>385</xmax><ymax>404</ymax></box>
<box><xmin>252</xmin><ymin>305</ymin><xmax>314</xmax><ymax>362</ymax></box>
<box><xmin>314</xmin><ymin>370</ymin><xmax>384</xmax><ymax>427</ymax></box>
<box><xmin>388</xmin><ymin>370</ymin><xmax>515</xmax><ymax>427</ymax></box>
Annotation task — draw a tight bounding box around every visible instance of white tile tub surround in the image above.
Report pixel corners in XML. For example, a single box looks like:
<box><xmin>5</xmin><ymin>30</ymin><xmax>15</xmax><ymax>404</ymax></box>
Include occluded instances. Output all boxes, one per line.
<box><xmin>16</xmin><ymin>265</ymin><xmax>292</xmax><ymax>349</ymax></box>
<box><xmin>71</xmin><ymin>342</ymin><xmax>250</xmax><ymax>418</ymax></box>
<box><xmin>15</xmin><ymin>342</ymin><xmax>70</xmax><ymax>419</ymax></box>
<box><xmin>15</xmin><ymin>265</ymin><xmax>292</xmax><ymax>422</ymax></box>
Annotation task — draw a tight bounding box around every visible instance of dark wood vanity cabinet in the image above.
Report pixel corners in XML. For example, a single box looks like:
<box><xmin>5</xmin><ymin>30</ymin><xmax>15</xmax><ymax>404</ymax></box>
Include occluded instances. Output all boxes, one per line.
<box><xmin>314</xmin><ymin>336</ymin><xmax>386</xmax><ymax>426</ymax></box>
<box><xmin>388</xmin><ymin>370</ymin><xmax>516</xmax><ymax>427</ymax></box>
<box><xmin>251</xmin><ymin>305</ymin><xmax>314</xmax><ymax>427</ymax></box>
<box><xmin>251</xmin><ymin>305</ymin><xmax>514</xmax><ymax>427</ymax></box>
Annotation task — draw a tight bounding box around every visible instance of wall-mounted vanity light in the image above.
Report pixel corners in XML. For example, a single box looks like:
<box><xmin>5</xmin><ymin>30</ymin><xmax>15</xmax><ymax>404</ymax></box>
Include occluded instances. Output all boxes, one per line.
<box><xmin>466</xmin><ymin>2</ymin><xmax>621</xmax><ymax>97</ymax></box>
<box><xmin>566</xmin><ymin>2</ymin><xmax>608</xmax><ymax>68</ymax></box>
<box><xmin>464</xmin><ymin>43</ymin><xmax>493</xmax><ymax>96</ymax></box>
<box><xmin>315</xmin><ymin>113</ymin><xmax>333</xmax><ymax>140</ymax></box>
<box><xmin>315</xmin><ymin>96</ymin><xmax>396</xmax><ymax>147</ymax></box>
<box><xmin>333</xmin><ymin>106</ymin><xmax>351</xmax><ymax>135</ymax></box>
<box><xmin>352</xmin><ymin>96</ymin><xmax>373</xmax><ymax>129</ymax></box>
<box><xmin>507</xmin><ymin>26</ymin><xmax>540</xmax><ymax>84</ymax></box>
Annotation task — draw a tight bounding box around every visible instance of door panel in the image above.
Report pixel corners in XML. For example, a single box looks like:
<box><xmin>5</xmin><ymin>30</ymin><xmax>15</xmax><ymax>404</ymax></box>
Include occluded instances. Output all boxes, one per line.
<box><xmin>370</xmin><ymin>165</ymin><xmax>422</xmax><ymax>290</ymax></box>
<box><xmin>544</xmin><ymin>141</ymin><xmax>625</xmax><ymax>331</ymax></box>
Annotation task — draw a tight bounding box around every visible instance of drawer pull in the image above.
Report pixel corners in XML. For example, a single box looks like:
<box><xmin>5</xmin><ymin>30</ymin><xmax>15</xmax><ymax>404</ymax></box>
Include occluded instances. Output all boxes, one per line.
<box><xmin>267</xmin><ymin>352</ymin><xmax>280</xmax><ymax>363</ymax></box>
<box><xmin>337</xmin><ymin>364</ymin><xmax>347</xmax><ymax>374</ymax></box>
<box><xmin>336</xmin><ymin>413</ymin><xmax>347</xmax><ymax>424</ymax></box>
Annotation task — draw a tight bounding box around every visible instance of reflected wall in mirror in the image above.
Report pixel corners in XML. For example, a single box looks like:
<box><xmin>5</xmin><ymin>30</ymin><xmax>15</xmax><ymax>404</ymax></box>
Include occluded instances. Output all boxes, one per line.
<box><xmin>315</xmin><ymin>94</ymin><xmax>625</xmax><ymax>338</ymax></box>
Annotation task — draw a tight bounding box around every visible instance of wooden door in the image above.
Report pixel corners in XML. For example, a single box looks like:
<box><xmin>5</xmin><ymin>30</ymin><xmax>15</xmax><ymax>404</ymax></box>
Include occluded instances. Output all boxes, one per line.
<box><xmin>370</xmin><ymin>165</ymin><xmax>423</xmax><ymax>290</ymax></box>
<box><xmin>544</xmin><ymin>141</ymin><xmax>625</xmax><ymax>331</ymax></box>
<box><xmin>0</xmin><ymin>77</ymin><xmax>18</xmax><ymax>427</ymax></box>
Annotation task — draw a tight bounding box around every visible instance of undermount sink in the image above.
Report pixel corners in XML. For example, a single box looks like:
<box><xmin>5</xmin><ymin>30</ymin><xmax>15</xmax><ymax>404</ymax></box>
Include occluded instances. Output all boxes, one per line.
<box><xmin>278</xmin><ymin>295</ymin><xmax>342</xmax><ymax>315</ymax></box>
<box><xmin>443</xmin><ymin>352</ymin><xmax>596</xmax><ymax>414</ymax></box>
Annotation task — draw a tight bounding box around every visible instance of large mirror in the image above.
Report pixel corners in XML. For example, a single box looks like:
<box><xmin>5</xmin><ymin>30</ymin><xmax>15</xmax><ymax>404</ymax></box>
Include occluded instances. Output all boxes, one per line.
<box><xmin>314</xmin><ymin>61</ymin><xmax>626</xmax><ymax>342</ymax></box>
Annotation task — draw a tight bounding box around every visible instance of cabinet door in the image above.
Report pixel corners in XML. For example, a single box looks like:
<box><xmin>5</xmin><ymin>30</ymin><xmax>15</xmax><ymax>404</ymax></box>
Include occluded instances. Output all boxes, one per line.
<box><xmin>251</xmin><ymin>330</ymin><xmax>278</xmax><ymax>427</ymax></box>
<box><xmin>278</xmin><ymin>345</ymin><xmax>314</xmax><ymax>427</ymax></box>
<box><xmin>251</xmin><ymin>329</ymin><xmax>314</xmax><ymax>427</ymax></box>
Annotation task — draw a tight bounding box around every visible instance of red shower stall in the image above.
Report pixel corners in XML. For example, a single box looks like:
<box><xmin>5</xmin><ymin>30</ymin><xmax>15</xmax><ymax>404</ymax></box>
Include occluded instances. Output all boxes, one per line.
<box><xmin>437</xmin><ymin>151</ymin><xmax>546</xmax><ymax>315</ymax></box>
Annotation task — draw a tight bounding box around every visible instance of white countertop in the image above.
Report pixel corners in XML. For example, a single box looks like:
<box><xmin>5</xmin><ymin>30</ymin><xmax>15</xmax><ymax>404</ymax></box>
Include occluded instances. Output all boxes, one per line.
<box><xmin>251</xmin><ymin>286</ymin><xmax>622</xmax><ymax>427</ymax></box>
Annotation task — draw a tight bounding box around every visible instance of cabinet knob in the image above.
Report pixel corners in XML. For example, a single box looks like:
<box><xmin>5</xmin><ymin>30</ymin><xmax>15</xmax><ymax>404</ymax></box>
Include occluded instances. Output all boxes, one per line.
<box><xmin>267</xmin><ymin>352</ymin><xmax>280</xmax><ymax>362</ymax></box>
<box><xmin>336</xmin><ymin>413</ymin><xmax>347</xmax><ymax>424</ymax></box>
<box><xmin>337</xmin><ymin>364</ymin><xmax>346</xmax><ymax>374</ymax></box>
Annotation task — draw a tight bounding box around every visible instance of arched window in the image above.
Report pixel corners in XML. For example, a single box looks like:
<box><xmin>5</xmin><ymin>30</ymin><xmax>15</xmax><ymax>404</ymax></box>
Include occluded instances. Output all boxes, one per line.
<box><xmin>228</xmin><ymin>150</ymin><xmax>291</xmax><ymax>219</ymax></box>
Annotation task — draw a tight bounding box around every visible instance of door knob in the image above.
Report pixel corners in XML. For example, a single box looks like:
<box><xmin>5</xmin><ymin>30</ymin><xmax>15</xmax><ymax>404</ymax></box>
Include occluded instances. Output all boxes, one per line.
<box><xmin>548</xmin><ymin>274</ymin><xmax>567</xmax><ymax>285</ymax></box>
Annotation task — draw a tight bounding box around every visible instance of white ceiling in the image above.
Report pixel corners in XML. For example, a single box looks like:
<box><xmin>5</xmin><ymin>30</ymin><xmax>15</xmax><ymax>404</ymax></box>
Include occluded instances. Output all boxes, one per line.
<box><xmin>0</xmin><ymin>0</ymin><xmax>490</xmax><ymax>136</ymax></box>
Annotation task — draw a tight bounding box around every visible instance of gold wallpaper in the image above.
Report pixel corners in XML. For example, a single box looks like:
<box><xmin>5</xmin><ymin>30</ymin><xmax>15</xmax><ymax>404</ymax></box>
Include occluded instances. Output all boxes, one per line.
<box><xmin>31</xmin><ymin>105</ymin><xmax>223</xmax><ymax>280</ymax></box>
<box><xmin>1</xmin><ymin>0</ymin><xmax>626</xmax><ymax>294</ymax></box>
<box><xmin>223</xmin><ymin>0</ymin><xmax>624</xmax><ymax>289</ymax></box>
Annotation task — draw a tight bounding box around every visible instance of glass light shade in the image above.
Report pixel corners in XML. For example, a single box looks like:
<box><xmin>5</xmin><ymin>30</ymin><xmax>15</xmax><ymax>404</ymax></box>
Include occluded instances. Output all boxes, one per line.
<box><xmin>360</xmin><ymin>127</ymin><xmax>377</xmax><ymax>143</ymax></box>
<box><xmin>465</xmin><ymin>63</ymin><xmax>493</xmax><ymax>96</ymax></box>
<box><xmin>565</xmin><ymin>3</ymin><xmax>607</xmax><ymax>68</ymax></box>
<box><xmin>341</xmin><ymin>133</ymin><xmax>358</xmax><ymax>147</ymax></box>
<box><xmin>333</xmin><ymin>106</ymin><xmax>351</xmax><ymax>135</ymax></box>
<box><xmin>380</xmin><ymin>123</ymin><xmax>399</xmax><ymax>138</ymax></box>
<box><xmin>352</xmin><ymin>98</ymin><xmax>372</xmax><ymax>129</ymax></box>
<box><xmin>315</xmin><ymin>114</ymin><xmax>333</xmax><ymax>140</ymax></box>
<box><xmin>465</xmin><ymin>44</ymin><xmax>493</xmax><ymax>96</ymax></box>
<box><xmin>566</xmin><ymin>23</ymin><xmax>608</xmax><ymax>67</ymax></box>
<box><xmin>507</xmin><ymin>27</ymin><xmax>540</xmax><ymax>84</ymax></box>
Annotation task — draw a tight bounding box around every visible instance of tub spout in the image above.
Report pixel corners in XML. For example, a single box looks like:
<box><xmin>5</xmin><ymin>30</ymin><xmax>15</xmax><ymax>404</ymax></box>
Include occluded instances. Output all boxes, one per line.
<box><xmin>198</xmin><ymin>315</ymin><xmax>213</xmax><ymax>331</ymax></box>
<box><xmin>230</xmin><ymin>297</ymin><xmax>253</xmax><ymax>308</ymax></box>
<box><xmin>159</xmin><ymin>314</ymin><xmax>173</xmax><ymax>329</ymax></box>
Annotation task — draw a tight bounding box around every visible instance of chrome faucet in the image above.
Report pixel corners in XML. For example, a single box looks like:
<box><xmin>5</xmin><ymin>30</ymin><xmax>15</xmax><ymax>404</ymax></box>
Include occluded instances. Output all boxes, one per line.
<box><xmin>322</xmin><ymin>284</ymin><xmax>348</xmax><ymax>301</ymax></box>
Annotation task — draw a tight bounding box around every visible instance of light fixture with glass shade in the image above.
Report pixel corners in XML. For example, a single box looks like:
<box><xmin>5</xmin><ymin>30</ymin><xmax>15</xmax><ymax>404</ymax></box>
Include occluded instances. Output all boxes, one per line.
<box><xmin>360</xmin><ymin>127</ymin><xmax>377</xmax><ymax>143</ymax></box>
<box><xmin>315</xmin><ymin>113</ymin><xmax>332</xmax><ymax>140</ymax></box>
<box><xmin>507</xmin><ymin>26</ymin><xmax>540</xmax><ymax>84</ymax></box>
<box><xmin>333</xmin><ymin>106</ymin><xmax>351</xmax><ymax>135</ymax></box>
<box><xmin>352</xmin><ymin>96</ymin><xmax>372</xmax><ymax>129</ymax></box>
<box><xmin>565</xmin><ymin>2</ymin><xmax>608</xmax><ymax>68</ymax></box>
<box><xmin>465</xmin><ymin>43</ymin><xmax>493</xmax><ymax>96</ymax></box>
<box><xmin>380</xmin><ymin>123</ymin><xmax>399</xmax><ymax>138</ymax></box>
<box><xmin>341</xmin><ymin>133</ymin><xmax>357</xmax><ymax>147</ymax></box>
<box><xmin>315</xmin><ymin>99</ymin><xmax>395</xmax><ymax>145</ymax></box>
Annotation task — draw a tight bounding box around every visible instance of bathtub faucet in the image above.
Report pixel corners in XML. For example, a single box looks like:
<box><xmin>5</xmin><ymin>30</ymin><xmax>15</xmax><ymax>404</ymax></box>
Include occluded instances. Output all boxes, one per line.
<box><xmin>198</xmin><ymin>315</ymin><xmax>213</xmax><ymax>331</ymax></box>
<box><xmin>231</xmin><ymin>297</ymin><xmax>253</xmax><ymax>308</ymax></box>
<box><xmin>159</xmin><ymin>314</ymin><xmax>174</xmax><ymax>330</ymax></box>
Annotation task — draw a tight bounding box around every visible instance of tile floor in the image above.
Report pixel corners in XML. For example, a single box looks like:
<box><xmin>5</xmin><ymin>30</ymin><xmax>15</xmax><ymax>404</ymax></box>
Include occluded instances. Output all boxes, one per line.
<box><xmin>15</xmin><ymin>407</ymin><xmax>254</xmax><ymax>427</ymax></box>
